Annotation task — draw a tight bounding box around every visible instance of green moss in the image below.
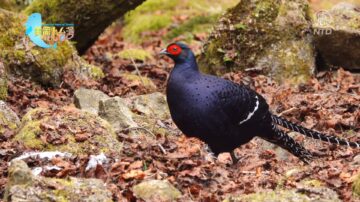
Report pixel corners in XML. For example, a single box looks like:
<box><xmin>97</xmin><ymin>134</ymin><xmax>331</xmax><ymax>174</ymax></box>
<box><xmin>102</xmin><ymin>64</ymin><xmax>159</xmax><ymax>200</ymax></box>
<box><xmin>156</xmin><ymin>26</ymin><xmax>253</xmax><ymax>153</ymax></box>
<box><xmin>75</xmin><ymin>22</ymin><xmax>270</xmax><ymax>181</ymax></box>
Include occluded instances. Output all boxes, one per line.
<box><xmin>198</xmin><ymin>39</ymin><xmax>225</xmax><ymax>74</ymax></box>
<box><xmin>14</xmin><ymin>120</ymin><xmax>45</xmax><ymax>149</ymax></box>
<box><xmin>166</xmin><ymin>15</ymin><xmax>219</xmax><ymax>40</ymax></box>
<box><xmin>122</xmin><ymin>0</ymin><xmax>238</xmax><ymax>43</ymax></box>
<box><xmin>253</xmin><ymin>0</ymin><xmax>279</xmax><ymax>20</ymax></box>
<box><xmin>88</xmin><ymin>64</ymin><xmax>105</xmax><ymax>80</ymax></box>
<box><xmin>234</xmin><ymin>23</ymin><xmax>247</xmax><ymax>30</ymax></box>
<box><xmin>117</xmin><ymin>49</ymin><xmax>153</xmax><ymax>61</ymax></box>
<box><xmin>302</xmin><ymin>179</ymin><xmax>324</xmax><ymax>187</ymax></box>
<box><xmin>123</xmin><ymin>14</ymin><xmax>172</xmax><ymax>43</ymax></box>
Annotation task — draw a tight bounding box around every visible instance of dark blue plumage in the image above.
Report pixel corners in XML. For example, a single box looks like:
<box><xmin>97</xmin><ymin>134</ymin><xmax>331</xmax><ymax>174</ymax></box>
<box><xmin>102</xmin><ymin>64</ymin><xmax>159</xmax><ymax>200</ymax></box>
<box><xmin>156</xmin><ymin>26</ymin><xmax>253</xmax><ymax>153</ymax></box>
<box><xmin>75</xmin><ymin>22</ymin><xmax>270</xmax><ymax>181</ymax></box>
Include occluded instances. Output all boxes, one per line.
<box><xmin>162</xmin><ymin>42</ymin><xmax>359</xmax><ymax>164</ymax></box>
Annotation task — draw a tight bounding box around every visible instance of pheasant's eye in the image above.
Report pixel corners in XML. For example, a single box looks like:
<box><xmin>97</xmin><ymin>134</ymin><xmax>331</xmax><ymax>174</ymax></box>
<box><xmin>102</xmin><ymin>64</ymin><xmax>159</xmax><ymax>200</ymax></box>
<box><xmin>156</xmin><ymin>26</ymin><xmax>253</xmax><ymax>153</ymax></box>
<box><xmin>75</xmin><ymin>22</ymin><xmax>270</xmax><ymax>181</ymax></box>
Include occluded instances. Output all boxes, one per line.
<box><xmin>167</xmin><ymin>44</ymin><xmax>182</xmax><ymax>56</ymax></box>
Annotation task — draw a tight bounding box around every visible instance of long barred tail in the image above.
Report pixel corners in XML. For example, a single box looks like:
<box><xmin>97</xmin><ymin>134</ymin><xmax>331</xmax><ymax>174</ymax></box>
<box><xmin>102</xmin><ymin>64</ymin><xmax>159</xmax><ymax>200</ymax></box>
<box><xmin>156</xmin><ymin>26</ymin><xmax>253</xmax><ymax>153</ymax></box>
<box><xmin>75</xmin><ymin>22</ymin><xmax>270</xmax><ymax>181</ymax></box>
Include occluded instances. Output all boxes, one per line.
<box><xmin>262</xmin><ymin>124</ymin><xmax>313</xmax><ymax>164</ymax></box>
<box><xmin>271</xmin><ymin>114</ymin><xmax>360</xmax><ymax>148</ymax></box>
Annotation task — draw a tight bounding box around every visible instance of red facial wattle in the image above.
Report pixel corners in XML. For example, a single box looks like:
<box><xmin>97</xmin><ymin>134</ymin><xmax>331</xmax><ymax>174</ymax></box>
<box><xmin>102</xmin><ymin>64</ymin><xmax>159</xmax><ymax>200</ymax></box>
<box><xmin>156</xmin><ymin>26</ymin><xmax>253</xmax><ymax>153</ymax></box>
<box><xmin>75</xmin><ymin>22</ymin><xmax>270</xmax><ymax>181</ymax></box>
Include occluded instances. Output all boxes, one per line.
<box><xmin>167</xmin><ymin>44</ymin><xmax>182</xmax><ymax>56</ymax></box>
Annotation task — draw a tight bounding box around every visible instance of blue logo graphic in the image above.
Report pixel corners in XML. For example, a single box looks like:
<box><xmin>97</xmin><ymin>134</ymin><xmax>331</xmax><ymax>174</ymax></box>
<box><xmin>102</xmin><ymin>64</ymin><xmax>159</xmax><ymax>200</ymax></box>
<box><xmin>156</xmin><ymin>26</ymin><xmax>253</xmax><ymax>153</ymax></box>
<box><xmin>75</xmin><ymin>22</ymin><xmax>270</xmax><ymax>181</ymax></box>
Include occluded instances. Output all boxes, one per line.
<box><xmin>25</xmin><ymin>13</ymin><xmax>57</xmax><ymax>49</ymax></box>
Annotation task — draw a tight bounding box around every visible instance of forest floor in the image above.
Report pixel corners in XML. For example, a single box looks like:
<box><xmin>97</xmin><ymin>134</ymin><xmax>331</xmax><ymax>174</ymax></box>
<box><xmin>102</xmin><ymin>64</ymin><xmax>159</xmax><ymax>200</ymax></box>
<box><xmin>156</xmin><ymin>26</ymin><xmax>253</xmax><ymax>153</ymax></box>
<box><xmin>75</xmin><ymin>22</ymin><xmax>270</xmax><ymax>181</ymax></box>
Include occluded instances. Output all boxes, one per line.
<box><xmin>1</xmin><ymin>1</ymin><xmax>360</xmax><ymax>201</ymax></box>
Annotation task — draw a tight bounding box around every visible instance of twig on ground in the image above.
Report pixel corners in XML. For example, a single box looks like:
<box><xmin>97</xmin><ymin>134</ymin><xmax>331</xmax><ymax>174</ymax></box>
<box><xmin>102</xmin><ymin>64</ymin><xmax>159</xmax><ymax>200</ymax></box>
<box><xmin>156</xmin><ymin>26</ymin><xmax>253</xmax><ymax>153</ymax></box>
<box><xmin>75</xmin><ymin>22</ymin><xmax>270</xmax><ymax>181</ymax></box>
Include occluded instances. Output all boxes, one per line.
<box><xmin>130</xmin><ymin>57</ymin><xmax>146</xmax><ymax>87</ymax></box>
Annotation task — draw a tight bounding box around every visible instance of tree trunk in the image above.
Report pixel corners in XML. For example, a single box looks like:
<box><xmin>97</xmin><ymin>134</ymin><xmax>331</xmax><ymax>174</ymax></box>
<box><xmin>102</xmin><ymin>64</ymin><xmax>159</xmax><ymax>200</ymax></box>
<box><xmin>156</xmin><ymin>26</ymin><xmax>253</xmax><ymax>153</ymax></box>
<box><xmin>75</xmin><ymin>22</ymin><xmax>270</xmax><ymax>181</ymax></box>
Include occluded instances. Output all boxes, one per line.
<box><xmin>198</xmin><ymin>0</ymin><xmax>316</xmax><ymax>84</ymax></box>
<box><xmin>24</xmin><ymin>0</ymin><xmax>146</xmax><ymax>54</ymax></box>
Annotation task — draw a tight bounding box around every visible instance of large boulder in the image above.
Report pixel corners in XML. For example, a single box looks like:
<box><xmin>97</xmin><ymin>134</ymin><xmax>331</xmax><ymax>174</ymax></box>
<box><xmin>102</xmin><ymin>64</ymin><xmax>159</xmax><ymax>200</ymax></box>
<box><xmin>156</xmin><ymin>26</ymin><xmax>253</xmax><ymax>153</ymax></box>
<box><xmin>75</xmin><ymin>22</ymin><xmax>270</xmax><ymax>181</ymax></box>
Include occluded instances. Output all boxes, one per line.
<box><xmin>4</xmin><ymin>160</ymin><xmax>113</xmax><ymax>202</ymax></box>
<box><xmin>13</xmin><ymin>106</ymin><xmax>122</xmax><ymax>156</ymax></box>
<box><xmin>313</xmin><ymin>3</ymin><xmax>360</xmax><ymax>71</ymax></box>
<box><xmin>133</xmin><ymin>180</ymin><xmax>182</xmax><ymax>201</ymax></box>
<box><xmin>198</xmin><ymin>0</ymin><xmax>315</xmax><ymax>84</ymax></box>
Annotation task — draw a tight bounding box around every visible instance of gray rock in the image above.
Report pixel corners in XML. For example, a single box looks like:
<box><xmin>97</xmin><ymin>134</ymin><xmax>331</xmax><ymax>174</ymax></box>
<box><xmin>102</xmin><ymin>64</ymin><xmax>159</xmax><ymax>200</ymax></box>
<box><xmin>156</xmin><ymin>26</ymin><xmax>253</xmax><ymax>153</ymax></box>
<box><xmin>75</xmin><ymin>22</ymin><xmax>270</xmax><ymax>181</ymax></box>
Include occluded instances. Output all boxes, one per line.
<box><xmin>313</xmin><ymin>3</ymin><xmax>360</xmax><ymax>70</ymax></box>
<box><xmin>74</xmin><ymin>88</ymin><xmax>109</xmax><ymax>114</ymax></box>
<box><xmin>99</xmin><ymin>97</ymin><xmax>138</xmax><ymax>131</ymax></box>
<box><xmin>4</xmin><ymin>160</ymin><xmax>113</xmax><ymax>202</ymax></box>
<box><xmin>133</xmin><ymin>180</ymin><xmax>181</xmax><ymax>201</ymax></box>
<box><xmin>130</xmin><ymin>92</ymin><xmax>170</xmax><ymax>120</ymax></box>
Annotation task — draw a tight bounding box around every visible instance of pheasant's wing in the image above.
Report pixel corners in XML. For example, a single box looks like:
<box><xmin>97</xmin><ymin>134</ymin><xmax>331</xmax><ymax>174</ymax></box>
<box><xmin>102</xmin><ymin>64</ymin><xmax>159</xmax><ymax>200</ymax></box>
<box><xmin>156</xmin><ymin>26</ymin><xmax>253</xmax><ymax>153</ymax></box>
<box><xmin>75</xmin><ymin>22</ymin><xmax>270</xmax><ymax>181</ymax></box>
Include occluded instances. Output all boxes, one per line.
<box><xmin>215</xmin><ymin>81</ymin><xmax>269</xmax><ymax>126</ymax></box>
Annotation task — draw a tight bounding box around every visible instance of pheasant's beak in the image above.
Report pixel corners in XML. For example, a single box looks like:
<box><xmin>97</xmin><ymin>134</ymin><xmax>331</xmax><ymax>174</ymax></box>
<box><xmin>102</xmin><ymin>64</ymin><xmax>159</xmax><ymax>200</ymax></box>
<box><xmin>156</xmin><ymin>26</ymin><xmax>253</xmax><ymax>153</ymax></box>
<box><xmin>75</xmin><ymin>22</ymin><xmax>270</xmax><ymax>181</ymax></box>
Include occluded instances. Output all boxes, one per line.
<box><xmin>160</xmin><ymin>49</ymin><xmax>169</xmax><ymax>55</ymax></box>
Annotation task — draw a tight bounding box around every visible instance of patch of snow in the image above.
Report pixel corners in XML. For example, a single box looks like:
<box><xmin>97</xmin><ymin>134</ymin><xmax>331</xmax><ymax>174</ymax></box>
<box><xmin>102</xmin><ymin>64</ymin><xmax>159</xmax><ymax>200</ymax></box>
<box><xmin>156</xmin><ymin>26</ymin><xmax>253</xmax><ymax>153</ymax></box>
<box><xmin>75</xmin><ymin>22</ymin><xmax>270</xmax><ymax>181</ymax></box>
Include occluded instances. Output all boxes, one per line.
<box><xmin>85</xmin><ymin>153</ymin><xmax>108</xmax><ymax>171</ymax></box>
<box><xmin>12</xmin><ymin>151</ymin><xmax>73</xmax><ymax>162</ymax></box>
<box><xmin>32</xmin><ymin>167</ymin><xmax>43</xmax><ymax>176</ymax></box>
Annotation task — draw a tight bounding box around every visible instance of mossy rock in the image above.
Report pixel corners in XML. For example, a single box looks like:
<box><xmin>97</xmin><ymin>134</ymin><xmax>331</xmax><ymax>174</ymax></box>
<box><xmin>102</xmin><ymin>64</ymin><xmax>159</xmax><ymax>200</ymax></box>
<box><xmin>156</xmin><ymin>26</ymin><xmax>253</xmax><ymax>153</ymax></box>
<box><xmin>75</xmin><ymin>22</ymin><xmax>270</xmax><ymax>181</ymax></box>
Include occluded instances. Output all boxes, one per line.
<box><xmin>117</xmin><ymin>49</ymin><xmax>153</xmax><ymax>61</ymax></box>
<box><xmin>4</xmin><ymin>160</ymin><xmax>113</xmax><ymax>202</ymax></box>
<box><xmin>0</xmin><ymin>9</ymin><xmax>104</xmax><ymax>87</ymax></box>
<box><xmin>0</xmin><ymin>101</ymin><xmax>20</xmax><ymax>135</ymax></box>
<box><xmin>199</xmin><ymin>0</ymin><xmax>315</xmax><ymax>85</ymax></box>
<box><xmin>13</xmin><ymin>106</ymin><xmax>122</xmax><ymax>156</ymax></box>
